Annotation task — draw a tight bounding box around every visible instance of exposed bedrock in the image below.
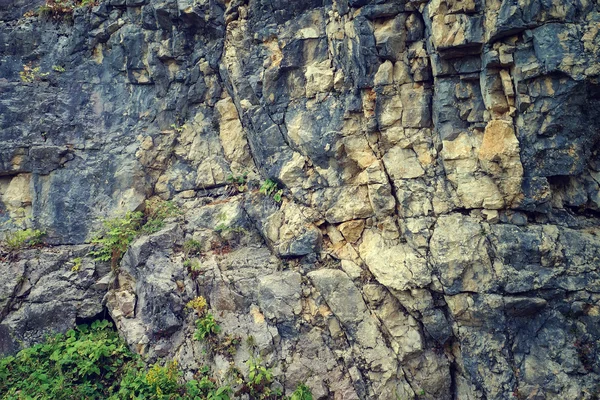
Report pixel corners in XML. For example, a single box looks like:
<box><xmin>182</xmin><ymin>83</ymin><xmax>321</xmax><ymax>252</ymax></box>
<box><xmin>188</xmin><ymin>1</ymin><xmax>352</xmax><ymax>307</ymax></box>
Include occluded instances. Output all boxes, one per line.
<box><xmin>1</xmin><ymin>0</ymin><xmax>600</xmax><ymax>398</ymax></box>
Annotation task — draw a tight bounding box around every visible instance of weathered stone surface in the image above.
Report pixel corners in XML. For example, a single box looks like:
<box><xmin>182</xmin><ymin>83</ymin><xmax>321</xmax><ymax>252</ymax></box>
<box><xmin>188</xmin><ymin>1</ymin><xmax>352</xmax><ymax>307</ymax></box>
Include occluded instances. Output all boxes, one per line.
<box><xmin>1</xmin><ymin>0</ymin><xmax>600</xmax><ymax>398</ymax></box>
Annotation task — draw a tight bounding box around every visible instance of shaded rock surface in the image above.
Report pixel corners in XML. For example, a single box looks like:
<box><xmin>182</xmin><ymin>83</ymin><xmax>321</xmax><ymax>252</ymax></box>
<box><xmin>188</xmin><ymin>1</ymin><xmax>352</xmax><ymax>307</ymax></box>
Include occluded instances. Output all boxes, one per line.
<box><xmin>1</xmin><ymin>0</ymin><xmax>600</xmax><ymax>399</ymax></box>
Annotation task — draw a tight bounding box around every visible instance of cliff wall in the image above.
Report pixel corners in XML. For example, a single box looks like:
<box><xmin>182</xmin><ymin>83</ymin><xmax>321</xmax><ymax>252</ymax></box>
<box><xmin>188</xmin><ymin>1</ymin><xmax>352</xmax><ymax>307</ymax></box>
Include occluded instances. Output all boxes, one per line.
<box><xmin>1</xmin><ymin>0</ymin><xmax>600</xmax><ymax>398</ymax></box>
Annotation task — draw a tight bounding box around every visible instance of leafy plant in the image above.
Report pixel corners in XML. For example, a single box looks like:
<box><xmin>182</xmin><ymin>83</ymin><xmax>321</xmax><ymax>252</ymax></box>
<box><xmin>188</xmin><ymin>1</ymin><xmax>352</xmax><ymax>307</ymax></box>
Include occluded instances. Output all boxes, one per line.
<box><xmin>194</xmin><ymin>313</ymin><xmax>221</xmax><ymax>341</ymax></box>
<box><xmin>186</xmin><ymin>296</ymin><xmax>208</xmax><ymax>316</ymax></box>
<box><xmin>171</xmin><ymin>123</ymin><xmax>188</xmax><ymax>133</ymax></box>
<box><xmin>19</xmin><ymin>63</ymin><xmax>49</xmax><ymax>83</ymax></box>
<box><xmin>226</xmin><ymin>172</ymin><xmax>248</xmax><ymax>186</ymax></box>
<box><xmin>3</xmin><ymin>229</ymin><xmax>45</xmax><ymax>251</ymax></box>
<box><xmin>241</xmin><ymin>357</ymin><xmax>280</xmax><ymax>400</ymax></box>
<box><xmin>38</xmin><ymin>0</ymin><xmax>97</xmax><ymax>18</ymax></box>
<box><xmin>52</xmin><ymin>65</ymin><xmax>65</xmax><ymax>72</ymax></box>
<box><xmin>71</xmin><ymin>256</ymin><xmax>83</xmax><ymax>272</ymax></box>
<box><xmin>0</xmin><ymin>320</ymin><xmax>133</xmax><ymax>399</ymax></box>
<box><xmin>89</xmin><ymin>200</ymin><xmax>180</xmax><ymax>269</ymax></box>
<box><xmin>226</xmin><ymin>172</ymin><xmax>248</xmax><ymax>194</ymax></box>
<box><xmin>186</xmin><ymin>376</ymin><xmax>232</xmax><ymax>400</ymax></box>
<box><xmin>0</xmin><ymin>320</ymin><xmax>240</xmax><ymax>400</ymax></box>
<box><xmin>183</xmin><ymin>239</ymin><xmax>203</xmax><ymax>257</ymax></box>
<box><xmin>291</xmin><ymin>383</ymin><xmax>313</xmax><ymax>400</ymax></box>
<box><xmin>260</xmin><ymin>179</ymin><xmax>283</xmax><ymax>203</ymax></box>
<box><xmin>145</xmin><ymin>361</ymin><xmax>180</xmax><ymax>397</ymax></box>
<box><xmin>89</xmin><ymin>211</ymin><xmax>143</xmax><ymax>269</ymax></box>
<box><xmin>141</xmin><ymin>199</ymin><xmax>181</xmax><ymax>235</ymax></box>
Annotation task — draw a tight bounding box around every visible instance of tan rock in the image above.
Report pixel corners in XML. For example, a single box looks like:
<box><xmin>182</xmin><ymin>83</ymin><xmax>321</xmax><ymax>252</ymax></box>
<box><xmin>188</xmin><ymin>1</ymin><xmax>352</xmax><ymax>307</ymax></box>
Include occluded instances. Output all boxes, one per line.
<box><xmin>313</xmin><ymin>186</ymin><xmax>374</xmax><ymax>223</ymax></box>
<box><xmin>478</xmin><ymin>120</ymin><xmax>524</xmax><ymax>206</ymax></box>
<box><xmin>393</xmin><ymin>61</ymin><xmax>412</xmax><ymax>85</ymax></box>
<box><xmin>401</xmin><ymin>85</ymin><xmax>431</xmax><ymax>128</ymax></box>
<box><xmin>338</xmin><ymin>219</ymin><xmax>365</xmax><ymax>243</ymax></box>
<box><xmin>478</xmin><ymin>120</ymin><xmax>519</xmax><ymax>163</ymax></box>
<box><xmin>305</xmin><ymin>60</ymin><xmax>334</xmax><ymax>98</ymax></box>
<box><xmin>378</xmin><ymin>95</ymin><xmax>403</xmax><ymax>128</ymax></box>
<box><xmin>216</xmin><ymin>97</ymin><xmax>252</xmax><ymax>170</ymax></box>
<box><xmin>374</xmin><ymin>60</ymin><xmax>394</xmax><ymax>86</ymax></box>
<box><xmin>383</xmin><ymin>146</ymin><xmax>425</xmax><ymax>180</ymax></box>
<box><xmin>3</xmin><ymin>174</ymin><xmax>32</xmax><ymax>209</ymax></box>
<box><xmin>359</xmin><ymin>229</ymin><xmax>431</xmax><ymax>291</ymax></box>
<box><xmin>430</xmin><ymin>214</ymin><xmax>495</xmax><ymax>294</ymax></box>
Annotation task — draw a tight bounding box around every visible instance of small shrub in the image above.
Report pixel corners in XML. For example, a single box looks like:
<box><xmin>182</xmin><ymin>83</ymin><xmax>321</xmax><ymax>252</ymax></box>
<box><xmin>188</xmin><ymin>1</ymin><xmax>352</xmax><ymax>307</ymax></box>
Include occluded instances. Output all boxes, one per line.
<box><xmin>145</xmin><ymin>361</ymin><xmax>180</xmax><ymax>397</ymax></box>
<box><xmin>52</xmin><ymin>65</ymin><xmax>65</xmax><ymax>72</ymax></box>
<box><xmin>171</xmin><ymin>123</ymin><xmax>187</xmax><ymax>133</ymax></box>
<box><xmin>260</xmin><ymin>179</ymin><xmax>283</xmax><ymax>203</ymax></box>
<box><xmin>183</xmin><ymin>238</ymin><xmax>203</xmax><ymax>257</ymax></box>
<box><xmin>89</xmin><ymin>211</ymin><xmax>143</xmax><ymax>269</ymax></box>
<box><xmin>291</xmin><ymin>383</ymin><xmax>314</xmax><ymax>400</ymax></box>
<box><xmin>186</xmin><ymin>296</ymin><xmax>207</xmax><ymax>316</ymax></box>
<box><xmin>3</xmin><ymin>229</ymin><xmax>45</xmax><ymax>251</ymax></box>
<box><xmin>213</xmin><ymin>212</ymin><xmax>247</xmax><ymax>251</ymax></box>
<box><xmin>226</xmin><ymin>172</ymin><xmax>248</xmax><ymax>194</ymax></box>
<box><xmin>194</xmin><ymin>313</ymin><xmax>221</xmax><ymax>341</ymax></box>
<box><xmin>38</xmin><ymin>0</ymin><xmax>97</xmax><ymax>18</ymax></box>
<box><xmin>0</xmin><ymin>320</ymin><xmax>238</xmax><ymax>399</ymax></box>
<box><xmin>19</xmin><ymin>63</ymin><xmax>49</xmax><ymax>83</ymax></box>
<box><xmin>186</xmin><ymin>376</ymin><xmax>232</xmax><ymax>400</ymax></box>
<box><xmin>0</xmin><ymin>320</ymin><xmax>134</xmax><ymax>399</ymax></box>
<box><xmin>71</xmin><ymin>256</ymin><xmax>83</xmax><ymax>272</ymax></box>
<box><xmin>242</xmin><ymin>357</ymin><xmax>279</xmax><ymax>399</ymax></box>
<box><xmin>213</xmin><ymin>334</ymin><xmax>241</xmax><ymax>358</ymax></box>
<box><xmin>141</xmin><ymin>199</ymin><xmax>181</xmax><ymax>234</ymax></box>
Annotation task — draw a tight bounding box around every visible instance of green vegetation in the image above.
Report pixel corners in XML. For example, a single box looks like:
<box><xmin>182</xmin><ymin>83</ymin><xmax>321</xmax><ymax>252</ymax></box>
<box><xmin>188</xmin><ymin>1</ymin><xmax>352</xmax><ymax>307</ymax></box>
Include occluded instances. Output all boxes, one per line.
<box><xmin>171</xmin><ymin>123</ymin><xmax>188</xmax><ymax>133</ymax></box>
<box><xmin>0</xmin><ymin>320</ymin><xmax>313</xmax><ymax>399</ymax></box>
<box><xmin>38</xmin><ymin>0</ymin><xmax>97</xmax><ymax>18</ymax></box>
<box><xmin>89</xmin><ymin>199</ymin><xmax>181</xmax><ymax>269</ymax></box>
<box><xmin>141</xmin><ymin>198</ymin><xmax>182</xmax><ymax>235</ymax></box>
<box><xmin>194</xmin><ymin>313</ymin><xmax>221</xmax><ymax>341</ymax></box>
<box><xmin>71</xmin><ymin>256</ymin><xmax>83</xmax><ymax>272</ymax></box>
<box><xmin>52</xmin><ymin>65</ymin><xmax>66</xmax><ymax>73</ymax></box>
<box><xmin>183</xmin><ymin>239</ymin><xmax>204</xmax><ymax>257</ymax></box>
<box><xmin>244</xmin><ymin>357</ymin><xmax>276</xmax><ymax>399</ymax></box>
<box><xmin>3</xmin><ymin>228</ymin><xmax>45</xmax><ymax>251</ymax></box>
<box><xmin>290</xmin><ymin>384</ymin><xmax>313</xmax><ymax>400</ymax></box>
<box><xmin>186</xmin><ymin>296</ymin><xmax>208</xmax><ymax>316</ymax></box>
<box><xmin>259</xmin><ymin>179</ymin><xmax>283</xmax><ymax>203</ymax></box>
<box><xmin>211</xmin><ymin>212</ymin><xmax>247</xmax><ymax>253</ymax></box>
<box><xmin>19</xmin><ymin>64</ymin><xmax>49</xmax><ymax>83</ymax></box>
<box><xmin>0</xmin><ymin>320</ymin><xmax>236</xmax><ymax>399</ymax></box>
<box><xmin>226</xmin><ymin>172</ymin><xmax>248</xmax><ymax>193</ymax></box>
<box><xmin>89</xmin><ymin>211</ymin><xmax>143</xmax><ymax>269</ymax></box>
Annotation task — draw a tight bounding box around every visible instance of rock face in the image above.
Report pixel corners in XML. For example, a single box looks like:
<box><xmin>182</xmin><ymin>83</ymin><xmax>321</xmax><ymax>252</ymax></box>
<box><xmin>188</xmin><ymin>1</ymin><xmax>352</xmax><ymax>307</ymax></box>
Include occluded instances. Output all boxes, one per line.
<box><xmin>1</xmin><ymin>0</ymin><xmax>600</xmax><ymax>399</ymax></box>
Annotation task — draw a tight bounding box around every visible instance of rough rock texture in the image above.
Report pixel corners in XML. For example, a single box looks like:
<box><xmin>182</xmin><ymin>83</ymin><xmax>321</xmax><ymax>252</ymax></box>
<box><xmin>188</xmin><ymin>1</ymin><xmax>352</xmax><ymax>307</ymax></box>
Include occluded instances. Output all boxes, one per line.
<box><xmin>1</xmin><ymin>0</ymin><xmax>600</xmax><ymax>399</ymax></box>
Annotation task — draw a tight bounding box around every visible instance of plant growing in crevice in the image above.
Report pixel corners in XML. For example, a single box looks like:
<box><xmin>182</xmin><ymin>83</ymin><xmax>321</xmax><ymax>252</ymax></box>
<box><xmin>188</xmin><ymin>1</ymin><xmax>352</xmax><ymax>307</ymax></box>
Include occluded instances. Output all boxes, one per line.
<box><xmin>89</xmin><ymin>211</ymin><xmax>143</xmax><ymax>270</ymax></box>
<box><xmin>239</xmin><ymin>357</ymin><xmax>281</xmax><ymax>400</ymax></box>
<box><xmin>186</xmin><ymin>296</ymin><xmax>208</xmax><ymax>316</ymax></box>
<box><xmin>194</xmin><ymin>313</ymin><xmax>221</xmax><ymax>341</ymax></box>
<box><xmin>38</xmin><ymin>0</ymin><xmax>97</xmax><ymax>18</ymax></box>
<box><xmin>89</xmin><ymin>199</ymin><xmax>181</xmax><ymax>269</ymax></box>
<box><xmin>3</xmin><ymin>228</ymin><xmax>45</xmax><ymax>251</ymax></box>
<box><xmin>71</xmin><ymin>256</ymin><xmax>83</xmax><ymax>272</ymax></box>
<box><xmin>226</xmin><ymin>171</ymin><xmax>248</xmax><ymax>194</ymax></box>
<box><xmin>212</xmin><ymin>212</ymin><xmax>248</xmax><ymax>254</ymax></box>
<box><xmin>183</xmin><ymin>238</ymin><xmax>203</xmax><ymax>257</ymax></box>
<box><xmin>141</xmin><ymin>198</ymin><xmax>181</xmax><ymax>234</ymax></box>
<box><xmin>260</xmin><ymin>179</ymin><xmax>283</xmax><ymax>202</ymax></box>
<box><xmin>291</xmin><ymin>383</ymin><xmax>314</xmax><ymax>400</ymax></box>
<box><xmin>171</xmin><ymin>123</ymin><xmax>188</xmax><ymax>133</ymax></box>
<box><xmin>214</xmin><ymin>334</ymin><xmax>242</xmax><ymax>358</ymax></box>
<box><xmin>19</xmin><ymin>63</ymin><xmax>49</xmax><ymax>83</ymax></box>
